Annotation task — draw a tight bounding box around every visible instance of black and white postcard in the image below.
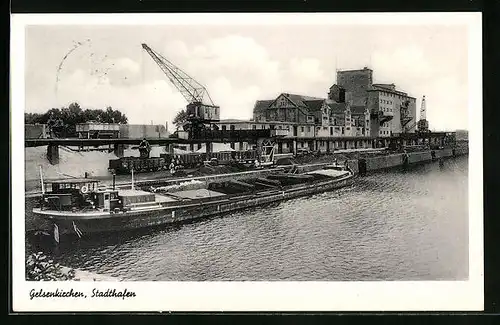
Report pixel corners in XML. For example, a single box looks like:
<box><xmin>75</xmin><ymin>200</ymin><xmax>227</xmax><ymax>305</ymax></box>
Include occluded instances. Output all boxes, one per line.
<box><xmin>11</xmin><ymin>12</ymin><xmax>483</xmax><ymax>312</ymax></box>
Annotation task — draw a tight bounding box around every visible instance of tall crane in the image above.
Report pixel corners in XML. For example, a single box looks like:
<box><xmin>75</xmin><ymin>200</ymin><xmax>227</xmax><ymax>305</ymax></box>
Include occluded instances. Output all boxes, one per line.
<box><xmin>402</xmin><ymin>95</ymin><xmax>430</xmax><ymax>133</ymax></box>
<box><xmin>417</xmin><ymin>95</ymin><xmax>429</xmax><ymax>132</ymax></box>
<box><xmin>141</xmin><ymin>43</ymin><xmax>220</xmax><ymax>137</ymax></box>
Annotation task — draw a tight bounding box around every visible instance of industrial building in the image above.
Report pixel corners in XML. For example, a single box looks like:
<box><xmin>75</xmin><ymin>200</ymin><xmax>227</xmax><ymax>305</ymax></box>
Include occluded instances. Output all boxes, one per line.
<box><xmin>73</xmin><ymin>122</ymin><xmax>169</xmax><ymax>139</ymax></box>
<box><xmin>215</xmin><ymin>67</ymin><xmax>418</xmax><ymax>153</ymax></box>
<box><xmin>25</xmin><ymin>124</ymin><xmax>50</xmax><ymax>139</ymax></box>
<box><xmin>118</xmin><ymin>124</ymin><xmax>169</xmax><ymax>139</ymax></box>
<box><xmin>328</xmin><ymin>67</ymin><xmax>417</xmax><ymax>137</ymax></box>
<box><xmin>76</xmin><ymin>122</ymin><xmax>120</xmax><ymax>139</ymax></box>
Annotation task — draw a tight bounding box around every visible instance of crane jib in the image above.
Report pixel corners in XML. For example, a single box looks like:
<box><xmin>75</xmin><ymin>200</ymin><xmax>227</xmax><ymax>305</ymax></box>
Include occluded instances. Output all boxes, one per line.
<box><xmin>141</xmin><ymin>43</ymin><xmax>221</xmax><ymax>124</ymax></box>
<box><xmin>141</xmin><ymin>43</ymin><xmax>213</xmax><ymax>106</ymax></box>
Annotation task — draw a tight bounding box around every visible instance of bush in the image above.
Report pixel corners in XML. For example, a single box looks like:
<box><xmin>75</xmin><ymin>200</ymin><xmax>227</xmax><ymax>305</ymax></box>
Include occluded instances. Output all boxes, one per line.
<box><xmin>26</xmin><ymin>252</ymin><xmax>76</xmax><ymax>281</ymax></box>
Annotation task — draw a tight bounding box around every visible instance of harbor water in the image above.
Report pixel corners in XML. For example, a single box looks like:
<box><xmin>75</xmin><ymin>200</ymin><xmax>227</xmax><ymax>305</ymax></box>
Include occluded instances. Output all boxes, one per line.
<box><xmin>26</xmin><ymin>156</ymin><xmax>469</xmax><ymax>281</ymax></box>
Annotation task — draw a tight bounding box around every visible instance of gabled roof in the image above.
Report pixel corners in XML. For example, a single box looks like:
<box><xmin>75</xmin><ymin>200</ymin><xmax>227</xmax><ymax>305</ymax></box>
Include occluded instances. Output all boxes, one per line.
<box><xmin>326</xmin><ymin>102</ymin><xmax>348</xmax><ymax>114</ymax></box>
<box><xmin>255</xmin><ymin>93</ymin><xmax>328</xmax><ymax>117</ymax></box>
<box><xmin>303</xmin><ymin>99</ymin><xmax>325</xmax><ymax>111</ymax></box>
<box><xmin>281</xmin><ymin>93</ymin><xmax>308</xmax><ymax>108</ymax></box>
<box><xmin>253</xmin><ymin>100</ymin><xmax>274</xmax><ymax>115</ymax></box>
<box><xmin>280</xmin><ymin>93</ymin><xmax>325</xmax><ymax>109</ymax></box>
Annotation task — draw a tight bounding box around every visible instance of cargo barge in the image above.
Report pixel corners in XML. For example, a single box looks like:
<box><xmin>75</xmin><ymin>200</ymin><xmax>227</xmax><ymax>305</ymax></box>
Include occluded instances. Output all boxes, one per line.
<box><xmin>32</xmin><ymin>166</ymin><xmax>354</xmax><ymax>241</ymax></box>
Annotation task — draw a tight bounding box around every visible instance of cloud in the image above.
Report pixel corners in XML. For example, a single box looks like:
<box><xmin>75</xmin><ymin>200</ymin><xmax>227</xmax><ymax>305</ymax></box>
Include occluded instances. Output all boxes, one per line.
<box><xmin>25</xmin><ymin>28</ymin><xmax>469</xmax><ymax>131</ymax></box>
<box><xmin>372</xmin><ymin>45</ymin><xmax>433</xmax><ymax>86</ymax></box>
<box><xmin>289</xmin><ymin>58</ymin><xmax>326</xmax><ymax>82</ymax></box>
<box><xmin>164</xmin><ymin>35</ymin><xmax>282</xmax><ymax>93</ymax></box>
<box><xmin>114</xmin><ymin>57</ymin><xmax>140</xmax><ymax>74</ymax></box>
<box><xmin>370</xmin><ymin>43</ymin><xmax>468</xmax><ymax>130</ymax></box>
<box><xmin>286</xmin><ymin>57</ymin><xmax>329</xmax><ymax>96</ymax></box>
<box><xmin>208</xmin><ymin>77</ymin><xmax>261</xmax><ymax>119</ymax></box>
<box><xmin>423</xmin><ymin>77</ymin><xmax>468</xmax><ymax>131</ymax></box>
<box><xmin>50</xmin><ymin>68</ymin><xmax>187</xmax><ymax>130</ymax></box>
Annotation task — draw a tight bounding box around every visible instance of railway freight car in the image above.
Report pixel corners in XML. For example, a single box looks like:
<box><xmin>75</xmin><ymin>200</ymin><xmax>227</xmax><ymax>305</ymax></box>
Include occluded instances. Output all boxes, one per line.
<box><xmin>109</xmin><ymin>156</ymin><xmax>167</xmax><ymax>174</ymax></box>
<box><xmin>160</xmin><ymin>150</ymin><xmax>259</xmax><ymax>169</ymax></box>
<box><xmin>109</xmin><ymin>150</ymin><xmax>260</xmax><ymax>175</ymax></box>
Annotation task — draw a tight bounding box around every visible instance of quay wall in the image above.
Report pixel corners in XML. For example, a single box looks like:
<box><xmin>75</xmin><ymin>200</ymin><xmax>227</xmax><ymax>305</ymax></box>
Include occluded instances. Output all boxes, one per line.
<box><xmin>407</xmin><ymin>151</ymin><xmax>432</xmax><ymax>164</ymax></box>
<box><xmin>433</xmin><ymin>148</ymin><xmax>453</xmax><ymax>159</ymax></box>
<box><xmin>365</xmin><ymin>154</ymin><xmax>403</xmax><ymax>172</ymax></box>
<box><xmin>455</xmin><ymin>147</ymin><xmax>469</xmax><ymax>156</ymax></box>
<box><xmin>355</xmin><ymin>148</ymin><xmax>468</xmax><ymax>175</ymax></box>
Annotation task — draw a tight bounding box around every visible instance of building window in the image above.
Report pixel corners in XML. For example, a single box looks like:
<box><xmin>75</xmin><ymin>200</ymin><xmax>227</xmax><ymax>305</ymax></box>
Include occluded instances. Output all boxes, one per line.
<box><xmin>252</xmin><ymin>125</ymin><xmax>256</xmax><ymax>130</ymax></box>
<box><xmin>346</xmin><ymin>127</ymin><xmax>350</xmax><ymax>130</ymax></box>
<box><xmin>301</xmin><ymin>126</ymin><xmax>305</xmax><ymax>132</ymax></box>
<box><xmin>307</xmin><ymin>126</ymin><xmax>311</xmax><ymax>132</ymax></box>
<box><xmin>261</xmin><ymin>125</ymin><xmax>265</xmax><ymax>129</ymax></box>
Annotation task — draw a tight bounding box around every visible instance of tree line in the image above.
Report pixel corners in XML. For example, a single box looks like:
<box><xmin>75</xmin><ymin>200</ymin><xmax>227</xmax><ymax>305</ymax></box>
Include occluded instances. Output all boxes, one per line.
<box><xmin>25</xmin><ymin>102</ymin><xmax>128</xmax><ymax>137</ymax></box>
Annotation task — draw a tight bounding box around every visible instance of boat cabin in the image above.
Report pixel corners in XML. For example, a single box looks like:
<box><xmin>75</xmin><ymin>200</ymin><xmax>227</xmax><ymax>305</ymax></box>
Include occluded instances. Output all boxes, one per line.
<box><xmin>47</xmin><ymin>178</ymin><xmax>100</xmax><ymax>194</ymax></box>
<box><xmin>40</xmin><ymin>178</ymin><xmax>120</xmax><ymax>212</ymax></box>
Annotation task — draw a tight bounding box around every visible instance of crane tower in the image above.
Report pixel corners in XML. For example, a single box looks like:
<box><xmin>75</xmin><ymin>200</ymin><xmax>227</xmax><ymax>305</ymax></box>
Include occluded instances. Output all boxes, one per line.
<box><xmin>417</xmin><ymin>95</ymin><xmax>429</xmax><ymax>132</ymax></box>
<box><xmin>141</xmin><ymin>43</ymin><xmax>220</xmax><ymax>138</ymax></box>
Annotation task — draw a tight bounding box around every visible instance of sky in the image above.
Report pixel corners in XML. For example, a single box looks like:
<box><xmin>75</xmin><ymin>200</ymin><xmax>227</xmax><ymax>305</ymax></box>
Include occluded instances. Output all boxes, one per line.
<box><xmin>24</xmin><ymin>22</ymin><xmax>470</xmax><ymax>131</ymax></box>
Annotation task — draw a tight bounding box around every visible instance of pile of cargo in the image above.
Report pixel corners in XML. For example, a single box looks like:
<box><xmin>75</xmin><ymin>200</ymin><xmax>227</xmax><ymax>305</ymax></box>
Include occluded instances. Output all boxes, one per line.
<box><xmin>118</xmin><ymin>189</ymin><xmax>156</xmax><ymax>206</ymax></box>
<box><xmin>150</xmin><ymin>180</ymin><xmax>205</xmax><ymax>193</ymax></box>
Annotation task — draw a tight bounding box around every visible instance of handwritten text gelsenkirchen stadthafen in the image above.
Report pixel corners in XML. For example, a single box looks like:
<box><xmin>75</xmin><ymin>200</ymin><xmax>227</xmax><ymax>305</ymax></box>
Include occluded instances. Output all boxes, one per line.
<box><xmin>30</xmin><ymin>288</ymin><xmax>136</xmax><ymax>300</ymax></box>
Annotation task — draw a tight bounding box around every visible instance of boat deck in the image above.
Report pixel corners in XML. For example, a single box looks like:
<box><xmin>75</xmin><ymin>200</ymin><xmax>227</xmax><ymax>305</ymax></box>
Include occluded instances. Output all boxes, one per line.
<box><xmin>168</xmin><ymin>189</ymin><xmax>226</xmax><ymax>200</ymax></box>
<box><xmin>305</xmin><ymin>169</ymin><xmax>350</xmax><ymax>178</ymax></box>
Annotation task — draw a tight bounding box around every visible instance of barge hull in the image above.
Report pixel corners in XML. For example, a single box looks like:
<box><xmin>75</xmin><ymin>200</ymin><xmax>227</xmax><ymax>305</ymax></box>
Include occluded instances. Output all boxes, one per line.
<box><xmin>34</xmin><ymin>175</ymin><xmax>354</xmax><ymax>236</ymax></box>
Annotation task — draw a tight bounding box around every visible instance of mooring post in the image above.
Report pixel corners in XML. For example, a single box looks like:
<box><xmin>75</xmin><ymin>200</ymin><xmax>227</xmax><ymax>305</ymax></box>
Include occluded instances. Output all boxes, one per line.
<box><xmin>46</xmin><ymin>144</ymin><xmax>59</xmax><ymax>165</ymax></box>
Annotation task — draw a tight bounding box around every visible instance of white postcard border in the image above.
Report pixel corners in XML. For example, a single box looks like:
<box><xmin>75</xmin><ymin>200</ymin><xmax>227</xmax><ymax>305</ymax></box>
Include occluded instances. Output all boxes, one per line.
<box><xmin>11</xmin><ymin>12</ymin><xmax>483</xmax><ymax>312</ymax></box>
